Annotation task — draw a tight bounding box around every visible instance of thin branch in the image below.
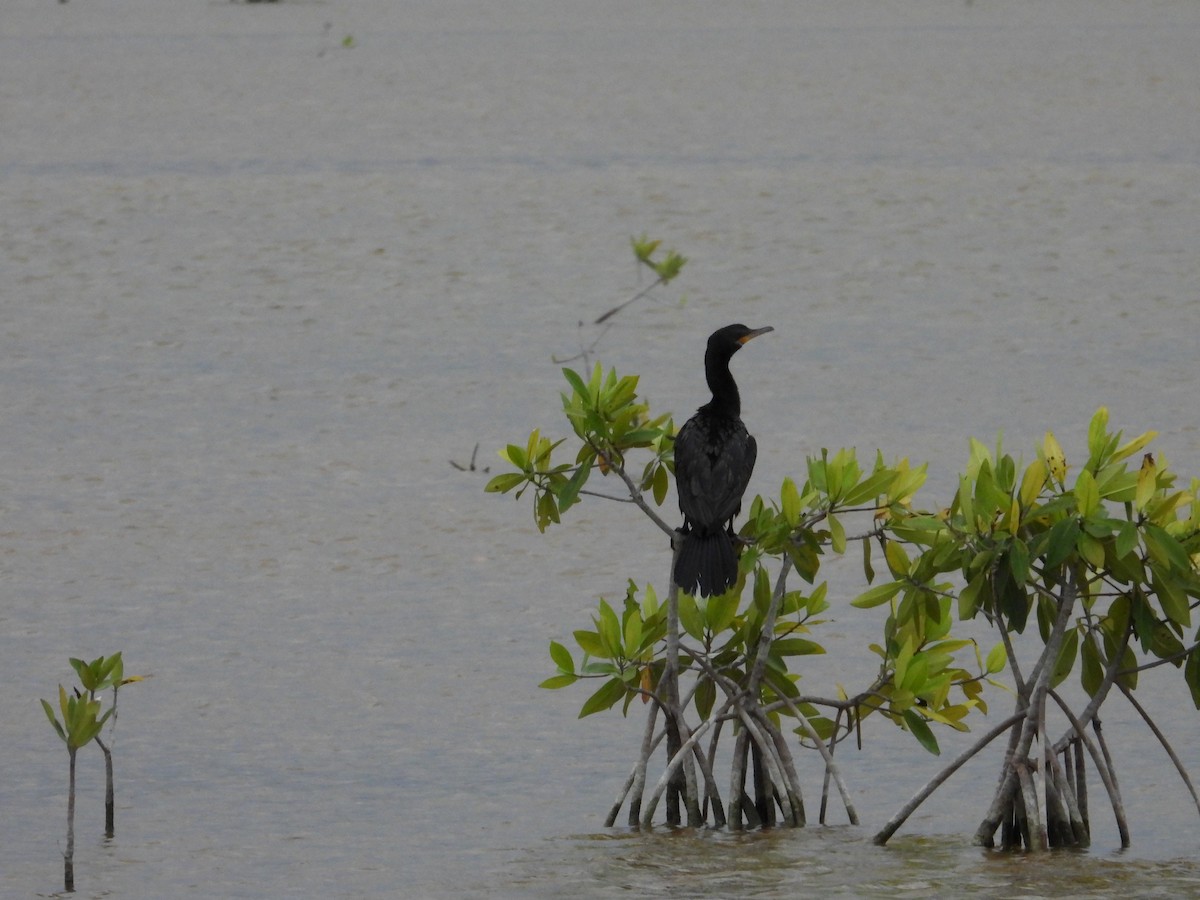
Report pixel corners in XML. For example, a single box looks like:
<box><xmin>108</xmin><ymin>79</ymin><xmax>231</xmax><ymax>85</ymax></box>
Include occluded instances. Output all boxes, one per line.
<box><xmin>1116</xmin><ymin>681</ymin><xmax>1200</xmax><ymax>820</ymax></box>
<box><xmin>552</xmin><ymin>321</ymin><xmax>613</xmax><ymax>366</ymax></box>
<box><xmin>874</xmin><ymin>710</ymin><xmax>1023</xmax><ymax>845</ymax></box>
<box><xmin>610</xmin><ymin>460</ymin><xmax>676</xmax><ymax>538</ymax></box>
<box><xmin>594</xmin><ymin>277</ymin><xmax>666</xmax><ymax>325</ymax></box>
<box><xmin>747</xmin><ymin>556</ymin><xmax>794</xmax><ymax>693</ymax></box>
<box><xmin>608</xmin><ymin>700</ymin><xmax>659</xmax><ymax>827</ymax></box>
<box><xmin>1119</xmin><ymin>639</ymin><xmax>1200</xmax><ymax>675</ymax></box>
<box><xmin>975</xmin><ymin>570</ymin><xmax>1078</xmax><ymax>847</ymax></box>
<box><xmin>1052</xmin><ymin>623</ymin><xmax>1132</xmax><ymax>755</ymax></box>
<box><xmin>767</xmin><ymin>675</ymin><xmax>859</xmax><ymax>825</ymax></box>
<box><xmin>639</xmin><ymin>695</ymin><xmax>737</xmax><ymax>828</ymax></box>
<box><xmin>1046</xmin><ymin>690</ymin><xmax>1129</xmax><ymax>848</ymax></box>
<box><xmin>1091</xmin><ymin>717</ymin><xmax>1131</xmax><ymax>847</ymax></box>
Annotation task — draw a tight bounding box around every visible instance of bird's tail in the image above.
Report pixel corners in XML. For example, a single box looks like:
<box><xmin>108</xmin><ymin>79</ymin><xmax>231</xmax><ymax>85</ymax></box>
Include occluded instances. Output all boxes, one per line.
<box><xmin>673</xmin><ymin>530</ymin><xmax>739</xmax><ymax>598</ymax></box>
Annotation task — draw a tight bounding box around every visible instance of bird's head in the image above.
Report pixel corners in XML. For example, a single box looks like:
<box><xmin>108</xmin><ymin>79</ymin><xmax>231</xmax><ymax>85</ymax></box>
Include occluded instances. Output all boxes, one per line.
<box><xmin>708</xmin><ymin>323</ymin><xmax>774</xmax><ymax>359</ymax></box>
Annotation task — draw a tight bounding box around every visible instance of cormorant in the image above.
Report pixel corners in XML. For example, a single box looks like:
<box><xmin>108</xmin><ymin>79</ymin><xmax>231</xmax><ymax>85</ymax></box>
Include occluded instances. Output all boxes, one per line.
<box><xmin>672</xmin><ymin>323</ymin><xmax>773</xmax><ymax>597</ymax></box>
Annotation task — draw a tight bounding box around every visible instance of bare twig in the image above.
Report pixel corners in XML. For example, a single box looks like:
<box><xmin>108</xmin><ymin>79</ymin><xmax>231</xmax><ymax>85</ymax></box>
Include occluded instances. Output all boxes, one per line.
<box><xmin>449</xmin><ymin>443</ymin><xmax>490</xmax><ymax>473</ymax></box>
<box><xmin>594</xmin><ymin>278</ymin><xmax>666</xmax><ymax>325</ymax></box>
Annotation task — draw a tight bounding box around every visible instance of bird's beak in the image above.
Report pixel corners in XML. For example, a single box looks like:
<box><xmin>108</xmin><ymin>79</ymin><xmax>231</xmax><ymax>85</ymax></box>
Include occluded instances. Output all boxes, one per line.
<box><xmin>737</xmin><ymin>326</ymin><xmax>774</xmax><ymax>345</ymax></box>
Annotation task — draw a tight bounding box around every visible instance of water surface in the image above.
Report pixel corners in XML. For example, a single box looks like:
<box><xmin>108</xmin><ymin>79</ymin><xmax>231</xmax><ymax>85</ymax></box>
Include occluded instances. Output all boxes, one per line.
<box><xmin>3</xmin><ymin>0</ymin><xmax>1200</xmax><ymax>896</ymax></box>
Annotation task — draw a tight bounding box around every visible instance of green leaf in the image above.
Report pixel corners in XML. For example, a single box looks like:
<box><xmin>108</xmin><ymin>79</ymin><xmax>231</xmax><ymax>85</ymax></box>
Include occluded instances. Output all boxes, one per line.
<box><xmin>641</xmin><ymin>582</ymin><xmax>660</xmax><ymax>620</ymax></box>
<box><xmin>1135</xmin><ymin>453</ymin><xmax>1157</xmax><ymax>511</ymax></box>
<box><xmin>985</xmin><ymin>642</ymin><xmax>1007</xmax><ymax>674</ymax></box>
<box><xmin>771</xmin><ymin>638</ymin><xmax>825</xmax><ymax>657</ymax></box>
<box><xmin>1186</xmin><ymin>646</ymin><xmax>1200</xmax><ymax>710</ymax></box>
<box><xmin>1074</xmin><ymin>469</ymin><xmax>1099</xmax><ymax>517</ymax></box>
<box><xmin>652</xmin><ymin>464</ymin><xmax>669</xmax><ymax>506</ymax></box>
<box><xmin>1077</xmin><ymin>532</ymin><xmax>1106</xmax><ymax>570</ymax></box>
<box><xmin>549</xmin><ymin>641</ymin><xmax>575</xmax><ymax>674</ymax></box>
<box><xmin>1050</xmin><ymin>628</ymin><xmax>1079</xmax><ymax>689</ymax></box>
<box><xmin>851</xmin><ymin>580</ymin><xmax>902</xmax><ymax>609</ymax></box>
<box><xmin>630</xmin><ymin>234</ymin><xmax>661</xmax><ymax>264</ymax></box>
<box><xmin>1115</xmin><ymin>520</ymin><xmax>1140</xmax><ymax>560</ymax></box>
<box><xmin>705</xmin><ymin>591</ymin><xmax>741</xmax><ymax>634</ymax></box>
<box><xmin>1144</xmin><ymin>524</ymin><xmax>1193</xmax><ymax>573</ymax></box>
<box><xmin>1008</xmin><ymin>538</ymin><xmax>1030</xmax><ymax>584</ymax></box>
<box><xmin>1043</xmin><ymin>431</ymin><xmax>1068</xmax><ymax>485</ymax></box>
<box><xmin>539</xmin><ymin>673</ymin><xmax>579</xmax><ymax>690</ymax></box>
<box><xmin>843</xmin><ymin>467</ymin><xmax>899</xmax><ymax>507</ymax></box>
<box><xmin>1086</xmin><ymin>407</ymin><xmax>1110</xmax><ymax>467</ymax></box>
<box><xmin>902</xmin><ymin>709</ymin><xmax>941</xmax><ymax>755</ymax></box>
<box><xmin>678</xmin><ymin>592</ymin><xmax>706</xmax><ymax>642</ymax></box>
<box><xmin>958</xmin><ymin>572</ymin><xmax>987</xmax><ymax>620</ymax></box>
<box><xmin>1044</xmin><ymin>517</ymin><xmax>1081</xmax><ymax>570</ymax></box>
<box><xmin>41</xmin><ymin>699</ymin><xmax>66</xmax><ymax>743</ymax></box>
<box><xmin>781</xmin><ymin>477</ymin><xmax>801</xmax><ymax>527</ymax></box>
<box><xmin>555</xmin><ymin>460</ymin><xmax>592</xmax><ymax>512</ymax></box>
<box><xmin>536</xmin><ymin>491</ymin><xmax>561</xmax><ymax>532</ymax></box>
<box><xmin>573</xmin><ymin>629</ymin><xmax>609</xmax><ymax>659</ymax></box>
<box><xmin>1152</xmin><ymin>571</ymin><xmax>1191</xmax><ymax>628</ymax></box>
<box><xmin>694</xmin><ymin>676</ymin><xmax>716</xmax><ymax>721</ymax></box>
<box><xmin>485</xmin><ymin>472</ymin><xmax>527</xmax><ymax>494</ymax></box>
<box><xmin>561</xmin><ymin>367</ymin><xmax>589</xmax><ymax>402</ymax></box>
<box><xmin>957</xmin><ymin>473</ymin><xmax>976</xmax><ymax>532</ymax></box>
<box><xmin>596</xmin><ymin>599</ymin><xmax>623</xmax><ymax>657</ymax></box>
<box><xmin>1113</xmin><ymin>429</ymin><xmax>1157</xmax><ymax>464</ymax></box>
<box><xmin>578</xmin><ymin>677</ymin><xmax>628</xmax><ymax>718</ymax></box>
<box><xmin>884</xmin><ymin>539</ymin><xmax>910</xmax><ymax>577</ymax></box>
<box><xmin>862</xmin><ymin>535</ymin><xmax>875</xmax><ymax>583</ymax></box>
<box><xmin>1080</xmin><ymin>634</ymin><xmax>1103</xmax><ymax>697</ymax></box>
<box><xmin>828</xmin><ymin>514</ymin><xmax>846</xmax><ymax>554</ymax></box>
<box><xmin>502</xmin><ymin>442</ymin><xmax>528</xmax><ymax>469</ymax></box>
<box><xmin>1019</xmin><ymin>458</ymin><xmax>1048</xmax><ymax>508</ymax></box>
<box><xmin>653</xmin><ymin>250</ymin><xmax>687</xmax><ymax>284</ymax></box>
<box><xmin>623</xmin><ymin>609</ymin><xmax>643</xmax><ymax>656</ymax></box>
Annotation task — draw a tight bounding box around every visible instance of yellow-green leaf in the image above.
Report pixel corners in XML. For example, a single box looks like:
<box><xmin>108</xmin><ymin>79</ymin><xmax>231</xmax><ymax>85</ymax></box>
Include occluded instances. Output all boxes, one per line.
<box><xmin>1077</xmin><ymin>532</ymin><xmax>1106</xmax><ymax>569</ymax></box>
<box><xmin>829</xmin><ymin>514</ymin><xmax>846</xmax><ymax>554</ymax></box>
<box><xmin>1019</xmin><ymin>458</ymin><xmax>1048</xmax><ymax>509</ymax></box>
<box><xmin>781</xmin><ymin>477</ymin><xmax>801</xmax><ymax>527</ymax></box>
<box><xmin>985</xmin><ymin>642</ymin><xmax>1008</xmax><ymax>674</ymax></box>
<box><xmin>884</xmin><ymin>539</ymin><xmax>910</xmax><ymax>577</ymax></box>
<box><xmin>1074</xmin><ymin>468</ymin><xmax>1099</xmax><ymax>517</ymax></box>
<box><xmin>1044</xmin><ymin>431</ymin><xmax>1067</xmax><ymax>485</ymax></box>
<box><xmin>1136</xmin><ymin>453</ymin><xmax>1157</xmax><ymax>512</ymax></box>
<box><xmin>851</xmin><ymin>580</ymin><xmax>903</xmax><ymax>609</ymax></box>
<box><xmin>1113</xmin><ymin>429</ymin><xmax>1158</xmax><ymax>463</ymax></box>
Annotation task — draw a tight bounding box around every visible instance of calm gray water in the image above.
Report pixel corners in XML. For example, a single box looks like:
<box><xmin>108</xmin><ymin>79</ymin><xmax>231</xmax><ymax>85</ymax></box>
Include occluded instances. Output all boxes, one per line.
<box><xmin>3</xmin><ymin>0</ymin><xmax>1200</xmax><ymax>896</ymax></box>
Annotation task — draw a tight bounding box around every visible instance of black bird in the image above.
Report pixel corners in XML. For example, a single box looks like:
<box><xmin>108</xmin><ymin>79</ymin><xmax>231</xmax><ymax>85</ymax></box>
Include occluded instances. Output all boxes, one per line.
<box><xmin>672</xmin><ymin>323</ymin><xmax>773</xmax><ymax>597</ymax></box>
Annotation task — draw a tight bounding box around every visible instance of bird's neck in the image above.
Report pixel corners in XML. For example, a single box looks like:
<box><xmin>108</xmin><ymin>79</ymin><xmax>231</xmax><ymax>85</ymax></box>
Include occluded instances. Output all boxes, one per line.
<box><xmin>703</xmin><ymin>353</ymin><xmax>741</xmax><ymax>419</ymax></box>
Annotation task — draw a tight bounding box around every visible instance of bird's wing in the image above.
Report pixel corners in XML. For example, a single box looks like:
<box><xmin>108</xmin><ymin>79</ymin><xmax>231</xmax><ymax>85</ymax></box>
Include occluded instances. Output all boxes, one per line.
<box><xmin>675</xmin><ymin>419</ymin><xmax>755</xmax><ymax>528</ymax></box>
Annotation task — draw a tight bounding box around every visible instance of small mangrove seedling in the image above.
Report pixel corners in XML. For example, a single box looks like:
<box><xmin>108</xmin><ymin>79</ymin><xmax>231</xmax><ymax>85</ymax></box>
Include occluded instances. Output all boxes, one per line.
<box><xmin>42</xmin><ymin>684</ymin><xmax>110</xmax><ymax>892</ymax></box>
<box><xmin>68</xmin><ymin>653</ymin><xmax>144</xmax><ymax>837</ymax></box>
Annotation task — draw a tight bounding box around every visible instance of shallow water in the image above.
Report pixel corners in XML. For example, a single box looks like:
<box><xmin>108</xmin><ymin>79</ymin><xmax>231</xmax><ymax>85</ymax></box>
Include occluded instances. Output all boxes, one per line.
<box><xmin>3</xmin><ymin>0</ymin><xmax>1200</xmax><ymax>896</ymax></box>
